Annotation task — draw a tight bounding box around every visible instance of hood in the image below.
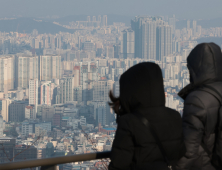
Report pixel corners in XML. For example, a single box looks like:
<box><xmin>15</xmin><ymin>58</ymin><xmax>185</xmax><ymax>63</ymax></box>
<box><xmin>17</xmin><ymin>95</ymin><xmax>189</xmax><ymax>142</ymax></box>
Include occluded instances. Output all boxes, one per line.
<box><xmin>187</xmin><ymin>43</ymin><xmax>222</xmax><ymax>86</ymax></box>
<box><xmin>178</xmin><ymin>43</ymin><xmax>222</xmax><ymax>99</ymax></box>
<box><xmin>119</xmin><ymin>62</ymin><xmax>165</xmax><ymax>114</ymax></box>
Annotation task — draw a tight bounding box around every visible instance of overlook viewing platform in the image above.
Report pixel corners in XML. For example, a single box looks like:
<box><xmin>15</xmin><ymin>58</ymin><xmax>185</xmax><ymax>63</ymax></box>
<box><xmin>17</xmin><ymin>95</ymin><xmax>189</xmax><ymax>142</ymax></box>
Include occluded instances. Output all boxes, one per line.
<box><xmin>0</xmin><ymin>151</ymin><xmax>111</xmax><ymax>170</ymax></box>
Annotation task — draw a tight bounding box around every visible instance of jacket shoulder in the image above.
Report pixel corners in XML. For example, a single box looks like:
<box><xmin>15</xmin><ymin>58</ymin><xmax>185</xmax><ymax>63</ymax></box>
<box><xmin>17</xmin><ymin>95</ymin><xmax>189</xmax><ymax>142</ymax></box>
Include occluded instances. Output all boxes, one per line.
<box><xmin>185</xmin><ymin>88</ymin><xmax>220</xmax><ymax>109</ymax></box>
<box><xmin>185</xmin><ymin>90</ymin><xmax>208</xmax><ymax>105</ymax></box>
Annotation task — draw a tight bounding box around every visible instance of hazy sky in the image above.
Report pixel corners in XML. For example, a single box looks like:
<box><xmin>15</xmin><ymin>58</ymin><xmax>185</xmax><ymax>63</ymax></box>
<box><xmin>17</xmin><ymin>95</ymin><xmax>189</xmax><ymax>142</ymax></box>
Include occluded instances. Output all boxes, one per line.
<box><xmin>0</xmin><ymin>0</ymin><xmax>221</xmax><ymax>19</ymax></box>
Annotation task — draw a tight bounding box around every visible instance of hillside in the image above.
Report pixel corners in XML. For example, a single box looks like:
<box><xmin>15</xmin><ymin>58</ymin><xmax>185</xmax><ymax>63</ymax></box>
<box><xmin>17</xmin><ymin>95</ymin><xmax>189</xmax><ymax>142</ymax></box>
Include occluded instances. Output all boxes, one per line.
<box><xmin>53</xmin><ymin>14</ymin><xmax>133</xmax><ymax>26</ymax></box>
<box><xmin>176</xmin><ymin>18</ymin><xmax>222</xmax><ymax>29</ymax></box>
<box><xmin>0</xmin><ymin>18</ymin><xmax>75</xmax><ymax>34</ymax></box>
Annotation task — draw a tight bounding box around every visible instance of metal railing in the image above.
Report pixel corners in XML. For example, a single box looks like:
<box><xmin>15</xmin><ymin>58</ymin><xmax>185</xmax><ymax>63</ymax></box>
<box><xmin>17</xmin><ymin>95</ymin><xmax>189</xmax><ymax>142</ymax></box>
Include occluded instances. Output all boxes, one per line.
<box><xmin>0</xmin><ymin>151</ymin><xmax>111</xmax><ymax>170</ymax></box>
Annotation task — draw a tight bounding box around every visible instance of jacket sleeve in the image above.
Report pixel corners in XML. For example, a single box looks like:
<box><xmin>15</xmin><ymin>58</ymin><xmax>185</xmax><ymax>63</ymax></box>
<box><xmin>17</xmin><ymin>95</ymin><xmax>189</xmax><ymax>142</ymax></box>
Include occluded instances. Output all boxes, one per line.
<box><xmin>109</xmin><ymin>116</ymin><xmax>134</xmax><ymax>170</ymax></box>
<box><xmin>176</xmin><ymin>94</ymin><xmax>206</xmax><ymax>170</ymax></box>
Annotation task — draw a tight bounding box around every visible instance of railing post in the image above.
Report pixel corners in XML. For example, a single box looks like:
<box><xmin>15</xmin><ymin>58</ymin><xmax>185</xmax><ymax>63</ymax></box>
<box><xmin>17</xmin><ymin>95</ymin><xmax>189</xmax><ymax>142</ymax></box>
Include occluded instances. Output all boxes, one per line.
<box><xmin>41</xmin><ymin>165</ymin><xmax>58</xmax><ymax>170</ymax></box>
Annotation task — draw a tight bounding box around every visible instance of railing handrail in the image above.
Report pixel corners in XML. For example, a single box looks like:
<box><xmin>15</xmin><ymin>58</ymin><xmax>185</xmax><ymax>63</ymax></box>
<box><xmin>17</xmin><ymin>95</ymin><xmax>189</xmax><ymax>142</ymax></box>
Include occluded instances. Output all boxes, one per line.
<box><xmin>0</xmin><ymin>151</ymin><xmax>111</xmax><ymax>170</ymax></box>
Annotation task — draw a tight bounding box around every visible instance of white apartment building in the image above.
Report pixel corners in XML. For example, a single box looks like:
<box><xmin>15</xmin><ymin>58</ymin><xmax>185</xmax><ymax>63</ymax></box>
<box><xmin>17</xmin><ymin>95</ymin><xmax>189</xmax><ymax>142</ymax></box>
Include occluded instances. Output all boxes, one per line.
<box><xmin>17</xmin><ymin>55</ymin><xmax>38</xmax><ymax>88</ymax></box>
<box><xmin>2</xmin><ymin>99</ymin><xmax>12</xmax><ymax>122</ymax></box>
<box><xmin>93</xmin><ymin>80</ymin><xmax>114</xmax><ymax>102</ymax></box>
<box><xmin>39</xmin><ymin>55</ymin><xmax>62</xmax><ymax>81</ymax></box>
<box><xmin>29</xmin><ymin>79</ymin><xmax>38</xmax><ymax>113</ymax></box>
<box><xmin>22</xmin><ymin>122</ymin><xmax>33</xmax><ymax>136</ymax></box>
<box><xmin>0</xmin><ymin>55</ymin><xmax>15</xmax><ymax>93</ymax></box>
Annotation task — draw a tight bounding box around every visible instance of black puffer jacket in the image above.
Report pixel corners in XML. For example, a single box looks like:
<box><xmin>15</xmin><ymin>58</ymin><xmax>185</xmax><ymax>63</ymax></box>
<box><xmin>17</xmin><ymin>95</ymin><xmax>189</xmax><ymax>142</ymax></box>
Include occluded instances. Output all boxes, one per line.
<box><xmin>176</xmin><ymin>43</ymin><xmax>222</xmax><ymax>170</ymax></box>
<box><xmin>109</xmin><ymin>62</ymin><xmax>185</xmax><ymax>170</ymax></box>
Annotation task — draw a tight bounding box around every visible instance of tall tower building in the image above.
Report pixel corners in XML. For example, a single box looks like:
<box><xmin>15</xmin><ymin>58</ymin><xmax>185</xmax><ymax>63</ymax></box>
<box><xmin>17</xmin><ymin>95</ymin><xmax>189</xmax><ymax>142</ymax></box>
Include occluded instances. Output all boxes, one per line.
<box><xmin>55</xmin><ymin>36</ymin><xmax>62</xmax><ymax>49</ymax></box>
<box><xmin>16</xmin><ymin>55</ymin><xmax>38</xmax><ymax>88</ymax></box>
<box><xmin>193</xmin><ymin>20</ymin><xmax>197</xmax><ymax>36</ymax></box>
<box><xmin>40</xmin><ymin>81</ymin><xmax>55</xmax><ymax>106</ymax></box>
<box><xmin>29</xmin><ymin>79</ymin><xmax>38</xmax><ymax>113</ymax></box>
<box><xmin>92</xmin><ymin>16</ymin><xmax>96</xmax><ymax>22</ymax></box>
<box><xmin>56</xmin><ymin>77</ymin><xmax>74</xmax><ymax>104</ymax></box>
<box><xmin>87</xmin><ymin>16</ymin><xmax>91</xmax><ymax>22</ymax></box>
<box><xmin>120</xmin><ymin>29</ymin><xmax>135</xmax><ymax>59</ymax></box>
<box><xmin>8</xmin><ymin>101</ymin><xmax>26</xmax><ymax>122</ymax></box>
<box><xmin>187</xmin><ymin>20</ymin><xmax>190</xmax><ymax>30</ymax></box>
<box><xmin>106</xmin><ymin>46</ymin><xmax>114</xmax><ymax>58</ymax></box>
<box><xmin>81</xmin><ymin>62</ymin><xmax>98</xmax><ymax>103</ymax></box>
<box><xmin>156</xmin><ymin>25</ymin><xmax>172</xmax><ymax>61</ymax></box>
<box><xmin>197</xmin><ymin>25</ymin><xmax>202</xmax><ymax>36</ymax></box>
<box><xmin>168</xmin><ymin>15</ymin><xmax>176</xmax><ymax>33</ymax></box>
<box><xmin>102</xmin><ymin>15</ymin><xmax>107</xmax><ymax>27</ymax></box>
<box><xmin>131</xmin><ymin>17</ymin><xmax>143</xmax><ymax>58</ymax></box>
<box><xmin>0</xmin><ymin>115</ymin><xmax>3</xmax><ymax>137</ymax></box>
<box><xmin>131</xmin><ymin>16</ymin><xmax>164</xmax><ymax>59</ymax></box>
<box><xmin>93</xmin><ymin>80</ymin><xmax>114</xmax><ymax>102</ymax></box>
<box><xmin>0</xmin><ymin>55</ymin><xmax>15</xmax><ymax>93</ymax></box>
<box><xmin>98</xmin><ymin>15</ymin><xmax>101</xmax><ymax>22</ymax></box>
<box><xmin>52</xmin><ymin>55</ymin><xmax>62</xmax><ymax>79</ymax></box>
<box><xmin>2</xmin><ymin>99</ymin><xmax>12</xmax><ymax>122</ymax></box>
<box><xmin>39</xmin><ymin>55</ymin><xmax>62</xmax><ymax>81</ymax></box>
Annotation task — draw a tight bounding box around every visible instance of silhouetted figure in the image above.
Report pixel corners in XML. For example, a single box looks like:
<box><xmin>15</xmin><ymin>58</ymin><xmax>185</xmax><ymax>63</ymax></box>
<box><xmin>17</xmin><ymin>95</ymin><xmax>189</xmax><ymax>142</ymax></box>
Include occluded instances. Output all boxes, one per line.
<box><xmin>176</xmin><ymin>43</ymin><xmax>222</xmax><ymax>170</ymax></box>
<box><xmin>108</xmin><ymin>62</ymin><xmax>185</xmax><ymax>170</ymax></box>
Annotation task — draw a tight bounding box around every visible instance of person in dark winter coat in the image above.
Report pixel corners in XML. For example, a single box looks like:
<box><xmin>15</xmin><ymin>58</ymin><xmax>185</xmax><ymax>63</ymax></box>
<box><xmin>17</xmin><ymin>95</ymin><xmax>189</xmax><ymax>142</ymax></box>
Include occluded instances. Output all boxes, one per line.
<box><xmin>176</xmin><ymin>43</ymin><xmax>222</xmax><ymax>170</ymax></box>
<box><xmin>108</xmin><ymin>62</ymin><xmax>185</xmax><ymax>170</ymax></box>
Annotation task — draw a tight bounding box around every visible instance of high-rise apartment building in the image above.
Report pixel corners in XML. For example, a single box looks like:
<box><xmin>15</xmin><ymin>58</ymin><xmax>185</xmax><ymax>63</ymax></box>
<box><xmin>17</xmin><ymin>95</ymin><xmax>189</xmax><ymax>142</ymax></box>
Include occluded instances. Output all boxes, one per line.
<box><xmin>16</xmin><ymin>55</ymin><xmax>38</xmax><ymax>88</ymax></box>
<box><xmin>193</xmin><ymin>20</ymin><xmax>197</xmax><ymax>36</ymax></box>
<box><xmin>168</xmin><ymin>15</ymin><xmax>176</xmax><ymax>33</ymax></box>
<box><xmin>8</xmin><ymin>101</ymin><xmax>26</xmax><ymax>122</ymax></box>
<box><xmin>56</xmin><ymin>77</ymin><xmax>75</xmax><ymax>104</ymax></box>
<box><xmin>92</xmin><ymin>16</ymin><xmax>96</xmax><ymax>22</ymax></box>
<box><xmin>39</xmin><ymin>55</ymin><xmax>62</xmax><ymax>81</ymax></box>
<box><xmin>40</xmin><ymin>81</ymin><xmax>55</xmax><ymax>106</ymax></box>
<box><xmin>81</xmin><ymin>63</ymin><xmax>98</xmax><ymax>103</ymax></box>
<box><xmin>106</xmin><ymin>46</ymin><xmax>114</xmax><ymax>58</ymax></box>
<box><xmin>2</xmin><ymin>99</ymin><xmax>12</xmax><ymax>122</ymax></box>
<box><xmin>0</xmin><ymin>55</ymin><xmax>15</xmax><ymax>93</ymax></box>
<box><xmin>156</xmin><ymin>25</ymin><xmax>172</xmax><ymax>61</ymax></box>
<box><xmin>98</xmin><ymin>15</ymin><xmax>101</xmax><ymax>22</ymax></box>
<box><xmin>197</xmin><ymin>25</ymin><xmax>202</xmax><ymax>36</ymax></box>
<box><xmin>187</xmin><ymin>20</ymin><xmax>190</xmax><ymax>30</ymax></box>
<box><xmin>22</xmin><ymin>122</ymin><xmax>34</xmax><ymax>136</ymax></box>
<box><xmin>0</xmin><ymin>115</ymin><xmax>3</xmax><ymax>137</ymax></box>
<box><xmin>39</xmin><ymin>106</ymin><xmax>55</xmax><ymax>122</ymax></box>
<box><xmin>87</xmin><ymin>16</ymin><xmax>91</xmax><ymax>22</ymax></box>
<box><xmin>102</xmin><ymin>15</ymin><xmax>107</xmax><ymax>27</ymax></box>
<box><xmin>95</xmin><ymin>102</ymin><xmax>111</xmax><ymax>126</ymax></box>
<box><xmin>25</xmin><ymin>105</ymin><xmax>36</xmax><ymax>119</ymax></box>
<box><xmin>131</xmin><ymin>16</ymin><xmax>166</xmax><ymax>60</ymax></box>
<box><xmin>91</xmin><ymin>102</ymin><xmax>112</xmax><ymax>125</ymax></box>
<box><xmin>120</xmin><ymin>29</ymin><xmax>135</xmax><ymax>59</ymax></box>
<box><xmin>29</xmin><ymin>79</ymin><xmax>38</xmax><ymax>113</ymax></box>
<box><xmin>74</xmin><ymin>85</ymin><xmax>82</xmax><ymax>102</ymax></box>
<box><xmin>93</xmin><ymin>80</ymin><xmax>114</xmax><ymax>102</ymax></box>
<box><xmin>142</xmin><ymin>20</ymin><xmax>157</xmax><ymax>60</ymax></box>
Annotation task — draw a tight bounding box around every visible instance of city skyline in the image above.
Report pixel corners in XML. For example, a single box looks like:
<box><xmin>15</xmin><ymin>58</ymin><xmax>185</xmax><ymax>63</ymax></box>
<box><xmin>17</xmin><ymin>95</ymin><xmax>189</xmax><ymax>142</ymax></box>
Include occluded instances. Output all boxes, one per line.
<box><xmin>0</xmin><ymin>1</ymin><xmax>222</xmax><ymax>169</ymax></box>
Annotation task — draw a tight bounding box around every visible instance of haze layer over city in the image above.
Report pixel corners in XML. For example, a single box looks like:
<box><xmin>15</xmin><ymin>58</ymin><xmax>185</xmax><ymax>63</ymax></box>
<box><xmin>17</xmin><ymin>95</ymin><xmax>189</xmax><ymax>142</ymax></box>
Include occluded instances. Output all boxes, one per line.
<box><xmin>0</xmin><ymin>0</ymin><xmax>222</xmax><ymax>169</ymax></box>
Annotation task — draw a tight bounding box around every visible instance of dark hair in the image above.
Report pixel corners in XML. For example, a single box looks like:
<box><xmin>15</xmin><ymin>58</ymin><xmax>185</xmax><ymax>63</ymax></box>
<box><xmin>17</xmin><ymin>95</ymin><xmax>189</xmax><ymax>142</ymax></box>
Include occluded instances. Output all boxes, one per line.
<box><xmin>109</xmin><ymin>90</ymin><xmax>122</xmax><ymax>115</ymax></box>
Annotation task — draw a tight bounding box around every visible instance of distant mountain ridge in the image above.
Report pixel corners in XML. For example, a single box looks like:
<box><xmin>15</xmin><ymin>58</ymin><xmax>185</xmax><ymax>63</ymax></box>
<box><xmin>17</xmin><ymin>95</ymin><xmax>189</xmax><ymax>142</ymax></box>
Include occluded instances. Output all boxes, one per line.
<box><xmin>176</xmin><ymin>18</ymin><xmax>222</xmax><ymax>29</ymax></box>
<box><xmin>0</xmin><ymin>16</ymin><xmax>222</xmax><ymax>35</ymax></box>
<box><xmin>0</xmin><ymin>18</ymin><xmax>75</xmax><ymax>34</ymax></box>
<box><xmin>54</xmin><ymin>15</ymin><xmax>222</xmax><ymax>29</ymax></box>
<box><xmin>52</xmin><ymin>14</ymin><xmax>133</xmax><ymax>26</ymax></box>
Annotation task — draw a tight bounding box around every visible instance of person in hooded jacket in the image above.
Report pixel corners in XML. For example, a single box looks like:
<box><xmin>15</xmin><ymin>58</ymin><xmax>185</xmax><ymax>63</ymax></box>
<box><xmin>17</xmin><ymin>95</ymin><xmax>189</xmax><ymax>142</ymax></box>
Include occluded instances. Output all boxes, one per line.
<box><xmin>176</xmin><ymin>43</ymin><xmax>222</xmax><ymax>170</ymax></box>
<box><xmin>108</xmin><ymin>62</ymin><xmax>185</xmax><ymax>170</ymax></box>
